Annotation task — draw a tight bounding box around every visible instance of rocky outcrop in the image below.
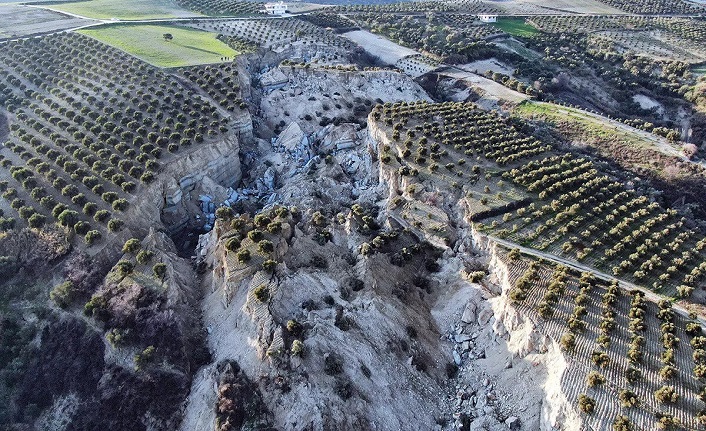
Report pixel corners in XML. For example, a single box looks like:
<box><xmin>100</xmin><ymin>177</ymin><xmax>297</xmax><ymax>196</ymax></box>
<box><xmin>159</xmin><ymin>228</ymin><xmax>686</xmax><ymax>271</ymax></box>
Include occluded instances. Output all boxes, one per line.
<box><xmin>122</xmin><ymin>131</ymin><xmax>242</xmax><ymax>238</ymax></box>
<box><xmin>372</xmin><ymin>117</ymin><xmax>583</xmax><ymax>430</ymax></box>
<box><xmin>174</xmin><ymin>105</ymin><xmax>591</xmax><ymax>430</ymax></box>
<box><xmin>258</xmin><ymin>67</ymin><xmax>431</xmax><ymax>136</ymax></box>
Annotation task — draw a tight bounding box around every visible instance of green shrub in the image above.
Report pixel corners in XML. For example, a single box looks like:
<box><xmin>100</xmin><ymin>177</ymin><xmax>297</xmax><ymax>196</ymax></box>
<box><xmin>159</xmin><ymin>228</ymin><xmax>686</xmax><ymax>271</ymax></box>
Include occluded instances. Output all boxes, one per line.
<box><xmin>655</xmin><ymin>412</ymin><xmax>680</xmax><ymax>430</ymax></box>
<box><xmin>619</xmin><ymin>389</ymin><xmax>639</xmax><ymax>407</ymax></box>
<box><xmin>153</xmin><ymin>262</ymin><xmax>167</xmax><ymax>280</ymax></box>
<box><xmin>247</xmin><ymin>229</ymin><xmax>263</xmax><ymax>241</ymax></box>
<box><xmin>267</xmin><ymin>221</ymin><xmax>282</xmax><ymax>233</ymax></box>
<box><xmin>107</xmin><ymin>218</ymin><xmax>124</xmax><ymax>232</ymax></box>
<box><xmin>510</xmin><ymin>287</ymin><xmax>527</xmax><ymax>302</ymax></box>
<box><xmin>311</xmin><ymin>211</ymin><xmax>326</xmax><ymax>226</ymax></box>
<box><xmin>291</xmin><ymin>339</ymin><xmax>304</xmax><ymax>356</ymax></box>
<box><xmin>537</xmin><ymin>301</ymin><xmax>553</xmax><ymax>319</ymax></box>
<box><xmin>82</xmin><ymin>202</ymin><xmax>97</xmax><ymax>216</ymax></box>
<box><xmin>699</xmin><ymin>409</ymin><xmax>706</xmax><ymax>426</ymax></box>
<box><xmin>74</xmin><ymin>221</ymin><xmax>90</xmax><ymax>235</ymax></box>
<box><xmin>686</xmin><ymin>322</ymin><xmax>703</xmax><ymax>336</ymax></box>
<box><xmin>134</xmin><ymin>345</ymin><xmax>156</xmax><ymax>371</ymax></box>
<box><xmin>115</xmin><ymin>260</ymin><xmax>134</xmax><ymax>277</ymax></box>
<box><xmin>359</xmin><ymin>242</ymin><xmax>372</xmax><ymax>256</ymax></box>
<box><xmin>225</xmin><ymin>237</ymin><xmax>241</xmax><ymax>252</ymax></box>
<box><xmin>122</xmin><ymin>238</ymin><xmax>141</xmax><ymax>254</ymax></box>
<box><xmin>262</xmin><ymin>259</ymin><xmax>277</xmax><ymax>272</ymax></box>
<box><xmin>83</xmin><ymin>294</ymin><xmax>109</xmax><ymax>321</ymax></box>
<box><xmin>659</xmin><ymin>365</ymin><xmax>677</xmax><ymax>380</ymax></box>
<box><xmin>591</xmin><ymin>350</ymin><xmax>610</xmax><ymax>368</ymax></box>
<box><xmin>694</xmin><ymin>364</ymin><xmax>706</xmax><ymax>379</ymax></box>
<box><xmin>106</xmin><ymin>328</ymin><xmax>128</xmax><ymax>347</ymax></box>
<box><xmin>253</xmin><ymin>284</ymin><xmax>269</xmax><ymax>302</ymax></box>
<box><xmin>215</xmin><ymin>206</ymin><xmax>233</xmax><ymax>219</ymax></box>
<box><xmin>253</xmin><ymin>213</ymin><xmax>271</xmax><ymax>228</ymax></box>
<box><xmin>586</xmin><ymin>371</ymin><xmax>605</xmax><ymax>387</ymax></box>
<box><xmin>258</xmin><ymin>239</ymin><xmax>274</xmax><ymax>254</ymax></box>
<box><xmin>84</xmin><ymin>230</ymin><xmax>101</xmax><ymax>245</ymax></box>
<box><xmin>102</xmin><ymin>191</ymin><xmax>119</xmax><ymax>204</ymax></box>
<box><xmin>613</xmin><ymin>415</ymin><xmax>633</xmax><ymax>431</ymax></box>
<box><xmin>57</xmin><ymin>209</ymin><xmax>79</xmax><ymax>227</ymax></box>
<box><xmin>654</xmin><ymin>385</ymin><xmax>679</xmax><ymax>404</ymax></box>
<box><xmin>236</xmin><ymin>249</ymin><xmax>251</xmax><ymax>264</ymax></box>
<box><xmin>0</xmin><ymin>217</ymin><xmax>15</xmax><ymax>231</ymax></box>
<box><xmin>467</xmin><ymin>271</ymin><xmax>485</xmax><ymax>282</ymax></box>
<box><xmin>577</xmin><ymin>394</ymin><xmax>595</xmax><ymax>414</ymax></box>
<box><xmin>94</xmin><ymin>209</ymin><xmax>110</xmax><ymax>222</ymax></box>
<box><xmin>286</xmin><ymin>319</ymin><xmax>302</xmax><ymax>335</ymax></box>
<box><xmin>136</xmin><ymin>249</ymin><xmax>154</xmax><ymax>265</ymax></box>
<box><xmin>50</xmin><ymin>281</ymin><xmax>75</xmax><ymax>308</ymax></box>
<box><xmin>28</xmin><ymin>213</ymin><xmax>46</xmax><ymax>228</ymax></box>
<box><xmin>625</xmin><ymin>367</ymin><xmax>641</xmax><ymax>384</ymax></box>
<box><xmin>112</xmin><ymin>198</ymin><xmax>129</xmax><ymax>211</ymax></box>
<box><xmin>560</xmin><ymin>332</ymin><xmax>576</xmax><ymax>352</ymax></box>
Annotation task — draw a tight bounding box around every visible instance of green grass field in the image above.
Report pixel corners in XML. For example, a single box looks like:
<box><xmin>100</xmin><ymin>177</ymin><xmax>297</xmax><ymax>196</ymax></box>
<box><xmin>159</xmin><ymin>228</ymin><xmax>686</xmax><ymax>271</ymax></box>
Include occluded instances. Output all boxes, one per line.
<box><xmin>491</xmin><ymin>18</ymin><xmax>539</xmax><ymax>37</ymax></box>
<box><xmin>45</xmin><ymin>0</ymin><xmax>198</xmax><ymax>20</ymax></box>
<box><xmin>514</xmin><ymin>101</ymin><xmax>648</xmax><ymax>146</ymax></box>
<box><xmin>79</xmin><ymin>24</ymin><xmax>238</xmax><ymax>68</ymax></box>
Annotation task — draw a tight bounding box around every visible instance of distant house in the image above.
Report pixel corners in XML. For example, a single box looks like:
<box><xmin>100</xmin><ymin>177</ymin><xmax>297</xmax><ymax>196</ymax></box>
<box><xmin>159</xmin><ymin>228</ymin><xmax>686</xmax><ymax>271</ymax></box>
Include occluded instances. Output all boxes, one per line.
<box><xmin>478</xmin><ymin>14</ymin><xmax>497</xmax><ymax>23</ymax></box>
<box><xmin>264</xmin><ymin>1</ymin><xmax>287</xmax><ymax>15</ymax></box>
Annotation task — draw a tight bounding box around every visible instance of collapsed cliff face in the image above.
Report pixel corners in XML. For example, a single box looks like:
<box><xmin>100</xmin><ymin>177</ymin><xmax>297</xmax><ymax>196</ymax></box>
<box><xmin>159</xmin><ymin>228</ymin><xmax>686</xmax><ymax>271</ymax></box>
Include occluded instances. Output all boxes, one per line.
<box><xmin>257</xmin><ymin>67</ymin><xmax>432</xmax><ymax>137</ymax></box>
<box><xmin>462</xmin><ymin>231</ymin><xmax>581</xmax><ymax>431</ymax></box>
<box><xmin>178</xmin><ymin>117</ymin><xmax>583</xmax><ymax>431</ymax></box>
<box><xmin>164</xmin><ymin>45</ymin><xmax>591</xmax><ymax>429</ymax></box>
<box><xmin>111</xmin><ymin>130</ymin><xmax>244</xmax><ymax>256</ymax></box>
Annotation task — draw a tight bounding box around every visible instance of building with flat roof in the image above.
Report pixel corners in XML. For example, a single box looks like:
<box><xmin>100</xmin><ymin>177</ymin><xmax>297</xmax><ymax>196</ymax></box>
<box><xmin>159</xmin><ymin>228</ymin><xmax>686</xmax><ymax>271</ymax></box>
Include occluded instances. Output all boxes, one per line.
<box><xmin>478</xmin><ymin>14</ymin><xmax>497</xmax><ymax>23</ymax></box>
<box><xmin>264</xmin><ymin>1</ymin><xmax>287</xmax><ymax>15</ymax></box>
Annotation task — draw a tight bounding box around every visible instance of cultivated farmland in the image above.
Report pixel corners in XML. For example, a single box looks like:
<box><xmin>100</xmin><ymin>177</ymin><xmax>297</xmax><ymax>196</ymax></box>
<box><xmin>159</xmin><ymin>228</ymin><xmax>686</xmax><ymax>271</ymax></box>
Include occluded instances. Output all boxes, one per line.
<box><xmin>2</xmin><ymin>2</ymin><xmax>706</xmax><ymax>431</ymax></box>
<box><xmin>0</xmin><ymin>33</ymin><xmax>229</xmax><ymax>244</ymax></box>
<box><xmin>44</xmin><ymin>0</ymin><xmax>199</xmax><ymax>20</ymax></box>
<box><xmin>505</xmin><ymin>254</ymin><xmax>706</xmax><ymax>431</ymax></box>
<box><xmin>188</xmin><ymin>17</ymin><xmax>356</xmax><ymax>51</ymax></box>
<box><xmin>370</xmin><ymin>101</ymin><xmax>706</xmax><ymax>299</ymax></box>
<box><xmin>79</xmin><ymin>24</ymin><xmax>239</xmax><ymax>68</ymax></box>
<box><xmin>0</xmin><ymin>4</ymin><xmax>92</xmax><ymax>40</ymax></box>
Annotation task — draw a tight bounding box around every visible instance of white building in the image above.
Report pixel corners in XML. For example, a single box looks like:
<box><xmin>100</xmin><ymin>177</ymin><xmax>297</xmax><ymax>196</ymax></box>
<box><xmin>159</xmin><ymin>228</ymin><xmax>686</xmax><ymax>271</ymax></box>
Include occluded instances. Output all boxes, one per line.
<box><xmin>478</xmin><ymin>14</ymin><xmax>497</xmax><ymax>23</ymax></box>
<box><xmin>264</xmin><ymin>1</ymin><xmax>287</xmax><ymax>15</ymax></box>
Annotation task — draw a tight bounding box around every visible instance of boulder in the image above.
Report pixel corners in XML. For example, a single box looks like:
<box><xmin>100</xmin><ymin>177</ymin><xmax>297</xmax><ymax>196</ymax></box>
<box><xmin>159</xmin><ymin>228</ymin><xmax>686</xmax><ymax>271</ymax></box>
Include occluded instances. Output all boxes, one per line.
<box><xmin>164</xmin><ymin>179</ymin><xmax>182</xmax><ymax>207</ymax></box>
<box><xmin>505</xmin><ymin>416</ymin><xmax>521</xmax><ymax>430</ymax></box>
<box><xmin>477</xmin><ymin>304</ymin><xmax>494</xmax><ymax>326</ymax></box>
<box><xmin>260</xmin><ymin>67</ymin><xmax>289</xmax><ymax>88</ymax></box>
<box><xmin>461</xmin><ymin>302</ymin><xmax>477</xmax><ymax>324</ymax></box>
<box><xmin>319</xmin><ymin>123</ymin><xmax>358</xmax><ymax>153</ymax></box>
<box><xmin>277</xmin><ymin>122</ymin><xmax>307</xmax><ymax>152</ymax></box>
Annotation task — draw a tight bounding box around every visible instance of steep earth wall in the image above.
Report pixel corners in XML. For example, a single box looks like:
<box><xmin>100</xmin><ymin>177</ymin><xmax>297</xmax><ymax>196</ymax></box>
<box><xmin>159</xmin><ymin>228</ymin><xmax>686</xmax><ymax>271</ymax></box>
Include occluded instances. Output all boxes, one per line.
<box><xmin>177</xmin><ymin>122</ymin><xmax>584</xmax><ymax>431</ymax></box>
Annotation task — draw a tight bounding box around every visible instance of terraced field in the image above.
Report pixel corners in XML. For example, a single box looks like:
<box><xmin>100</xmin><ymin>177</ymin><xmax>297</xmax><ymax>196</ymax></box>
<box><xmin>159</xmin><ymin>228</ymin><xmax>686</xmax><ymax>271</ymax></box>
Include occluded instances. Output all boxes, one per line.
<box><xmin>370</xmin><ymin>101</ymin><xmax>706</xmax><ymax>299</ymax></box>
<box><xmin>174</xmin><ymin>0</ymin><xmax>263</xmax><ymax>16</ymax></box>
<box><xmin>188</xmin><ymin>17</ymin><xmax>356</xmax><ymax>51</ymax></box>
<box><xmin>505</xmin><ymin>254</ymin><xmax>706</xmax><ymax>431</ymax></box>
<box><xmin>0</xmin><ymin>33</ymin><xmax>230</xmax><ymax>244</ymax></box>
<box><xmin>529</xmin><ymin>16</ymin><xmax>706</xmax><ymax>62</ymax></box>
